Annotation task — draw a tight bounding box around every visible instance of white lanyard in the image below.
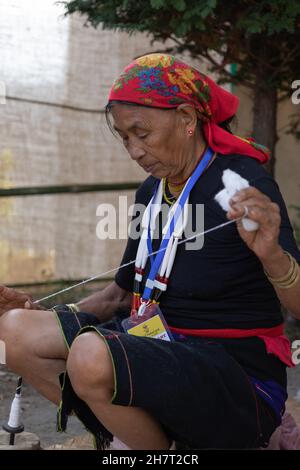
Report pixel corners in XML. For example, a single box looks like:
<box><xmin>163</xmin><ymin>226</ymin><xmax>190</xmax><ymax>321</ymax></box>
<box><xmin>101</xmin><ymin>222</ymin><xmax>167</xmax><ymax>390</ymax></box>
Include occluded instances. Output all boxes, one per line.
<box><xmin>134</xmin><ymin>179</ymin><xmax>189</xmax><ymax>294</ymax></box>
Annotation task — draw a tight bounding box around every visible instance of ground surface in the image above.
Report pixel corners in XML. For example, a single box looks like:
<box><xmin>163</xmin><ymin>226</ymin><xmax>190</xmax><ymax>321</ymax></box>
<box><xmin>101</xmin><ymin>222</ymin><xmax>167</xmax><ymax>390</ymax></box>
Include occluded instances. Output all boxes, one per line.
<box><xmin>0</xmin><ymin>366</ymin><xmax>85</xmax><ymax>447</ymax></box>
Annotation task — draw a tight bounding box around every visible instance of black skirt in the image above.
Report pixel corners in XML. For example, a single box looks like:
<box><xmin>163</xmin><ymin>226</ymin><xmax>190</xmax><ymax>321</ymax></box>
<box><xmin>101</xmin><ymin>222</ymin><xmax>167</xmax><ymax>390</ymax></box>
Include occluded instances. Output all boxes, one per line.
<box><xmin>54</xmin><ymin>306</ymin><xmax>278</xmax><ymax>450</ymax></box>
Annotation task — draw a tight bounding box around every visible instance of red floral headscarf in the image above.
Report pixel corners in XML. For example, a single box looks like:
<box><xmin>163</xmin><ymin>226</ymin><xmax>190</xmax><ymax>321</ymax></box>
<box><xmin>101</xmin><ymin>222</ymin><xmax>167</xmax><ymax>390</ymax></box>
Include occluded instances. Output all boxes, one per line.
<box><xmin>108</xmin><ymin>53</ymin><xmax>270</xmax><ymax>164</ymax></box>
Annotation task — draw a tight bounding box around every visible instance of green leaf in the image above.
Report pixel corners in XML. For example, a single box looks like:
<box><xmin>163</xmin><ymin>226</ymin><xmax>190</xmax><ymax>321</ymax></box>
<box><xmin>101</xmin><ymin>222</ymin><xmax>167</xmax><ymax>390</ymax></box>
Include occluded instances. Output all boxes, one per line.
<box><xmin>195</xmin><ymin>19</ymin><xmax>206</xmax><ymax>31</ymax></box>
<box><xmin>246</xmin><ymin>23</ymin><xmax>262</xmax><ymax>34</ymax></box>
<box><xmin>173</xmin><ymin>0</ymin><xmax>186</xmax><ymax>12</ymax></box>
<box><xmin>150</xmin><ymin>0</ymin><xmax>165</xmax><ymax>9</ymax></box>
<box><xmin>63</xmin><ymin>0</ymin><xmax>300</xmax><ymax>97</ymax></box>
<box><xmin>207</xmin><ymin>0</ymin><xmax>217</xmax><ymax>8</ymax></box>
<box><xmin>172</xmin><ymin>19</ymin><xmax>190</xmax><ymax>36</ymax></box>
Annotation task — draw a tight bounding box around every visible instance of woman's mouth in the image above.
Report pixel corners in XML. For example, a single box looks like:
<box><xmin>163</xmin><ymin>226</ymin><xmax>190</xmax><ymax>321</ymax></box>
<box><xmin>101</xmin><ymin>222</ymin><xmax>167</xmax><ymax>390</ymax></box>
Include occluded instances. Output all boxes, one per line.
<box><xmin>141</xmin><ymin>162</ymin><xmax>157</xmax><ymax>173</ymax></box>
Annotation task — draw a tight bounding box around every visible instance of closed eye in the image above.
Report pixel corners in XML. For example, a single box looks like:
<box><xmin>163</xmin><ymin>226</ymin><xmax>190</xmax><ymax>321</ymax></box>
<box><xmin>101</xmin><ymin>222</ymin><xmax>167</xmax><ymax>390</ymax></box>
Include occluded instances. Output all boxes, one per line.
<box><xmin>137</xmin><ymin>134</ymin><xmax>148</xmax><ymax>140</ymax></box>
<box><xmin>116</xmin><ymin>130</ymin><xmax>148</xmax><ymax>143</ymax></box>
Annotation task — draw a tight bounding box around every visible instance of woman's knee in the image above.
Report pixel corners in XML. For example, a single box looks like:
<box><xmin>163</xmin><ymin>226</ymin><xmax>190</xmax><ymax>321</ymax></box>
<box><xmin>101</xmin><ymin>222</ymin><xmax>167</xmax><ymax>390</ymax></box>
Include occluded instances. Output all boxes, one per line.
<box><xmin>0</xmin><ymin>308</ymin><xmax>26</xmax><ymax>343</ymax></box>
<box><xmin>66</xmin><ymin>332</ymin><xmax>115</xmax><ymax>403</ymax></box>
<box><xmin>0</xmin><ymin>309</ymin><xmax>29</xmax><ymax>368</ymax></box>
<box><xmin>0</xmin><ymin>307</ymin><xmax>68</xmax><ymax>369</ymax></box>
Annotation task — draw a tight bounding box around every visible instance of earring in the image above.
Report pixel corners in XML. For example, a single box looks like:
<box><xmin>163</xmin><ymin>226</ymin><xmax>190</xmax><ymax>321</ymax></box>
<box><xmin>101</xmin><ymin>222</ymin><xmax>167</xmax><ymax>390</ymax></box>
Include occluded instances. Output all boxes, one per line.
<box><xmin>187</xmin><ymin>129</ymin><xmax>194</xmax><ymax>136</ymax></box>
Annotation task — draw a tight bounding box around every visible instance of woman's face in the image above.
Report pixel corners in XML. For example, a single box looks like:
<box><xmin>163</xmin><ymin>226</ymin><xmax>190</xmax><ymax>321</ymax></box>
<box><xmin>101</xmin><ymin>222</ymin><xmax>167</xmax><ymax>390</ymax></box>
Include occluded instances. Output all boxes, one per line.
<box><xmin>110</xmin><ymin>103</ymin><xmax>201</xmax><ymax>181</ymax></box>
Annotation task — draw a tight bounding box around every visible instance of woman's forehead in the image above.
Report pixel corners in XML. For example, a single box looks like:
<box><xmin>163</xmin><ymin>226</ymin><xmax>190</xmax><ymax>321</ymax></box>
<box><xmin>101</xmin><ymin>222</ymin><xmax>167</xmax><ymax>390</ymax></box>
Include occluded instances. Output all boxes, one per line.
<box><xmin>111</xmin><ymin>104</ymin><xmax>171</xmax><ymax>130</ymax></box>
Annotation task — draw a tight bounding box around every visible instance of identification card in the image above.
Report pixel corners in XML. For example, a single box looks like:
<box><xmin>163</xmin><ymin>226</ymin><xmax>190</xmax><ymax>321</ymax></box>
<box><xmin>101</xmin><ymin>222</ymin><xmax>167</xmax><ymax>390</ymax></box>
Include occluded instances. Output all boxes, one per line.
<box><xmin>122</xmin><ymin>303</ymin><xmax>174</xmax><ymax>342</ymax></box>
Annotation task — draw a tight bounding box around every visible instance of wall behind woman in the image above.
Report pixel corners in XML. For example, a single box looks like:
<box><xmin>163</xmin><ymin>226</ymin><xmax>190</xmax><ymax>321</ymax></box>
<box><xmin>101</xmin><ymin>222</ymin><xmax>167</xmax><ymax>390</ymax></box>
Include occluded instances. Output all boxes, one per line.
<box><xmin>0</xmin><ymin>1</ymin><xmax>205</xmax><ymax>285</ymax></box>
<box><xmin>0</xmin><ymin>0</ymin><xmax>144</xmax><ymax>285</ymax></box>
<box><xmin>0</xmin><ymin>1</ymin><xmax>298</xmax><ymax>285</ymax></box>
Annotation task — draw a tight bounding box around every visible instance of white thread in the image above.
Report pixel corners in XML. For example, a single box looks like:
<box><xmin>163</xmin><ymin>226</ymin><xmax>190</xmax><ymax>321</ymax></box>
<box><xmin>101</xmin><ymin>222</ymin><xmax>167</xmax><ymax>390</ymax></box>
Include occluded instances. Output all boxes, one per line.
<box><xmin>34</xmin><ymin>172</ymin><xmax>267</xmax><ymax>304</ymax></box>
<box><xmin>7</xmin><ymin>394</ymin><xmax>22</xmax><ymax>428</ymax></box>
<box><xmin>34</xmin><ymin>217</ymin><xmax>240</xmax><ymax>304</ymax></box>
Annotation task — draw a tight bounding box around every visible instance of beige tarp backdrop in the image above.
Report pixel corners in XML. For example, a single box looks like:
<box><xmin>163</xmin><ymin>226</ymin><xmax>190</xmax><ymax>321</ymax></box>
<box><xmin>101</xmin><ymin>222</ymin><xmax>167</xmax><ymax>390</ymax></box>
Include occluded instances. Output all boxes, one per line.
<box><xmin>0</xmin><ymin>0</ymin><xmax>149</xmax><ymax>285</ymax></box>
<box><xmin>0</xmin><ymin>0</ymin><xmax>299</xmax><ymax>285</ymax></box>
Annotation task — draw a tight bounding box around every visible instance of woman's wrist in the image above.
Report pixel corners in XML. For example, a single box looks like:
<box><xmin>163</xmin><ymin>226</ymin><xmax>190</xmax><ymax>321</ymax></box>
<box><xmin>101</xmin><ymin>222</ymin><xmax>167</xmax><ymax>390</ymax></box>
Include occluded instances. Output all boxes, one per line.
<box><xmin>261</xmin><ymin>247</ymin><xmax>299</xmax><ymax>289</ymax></box>
<box><xmin>260</xmin><ymin>246</ymin><xmax>290</xmax><ymax>278</ymax></box>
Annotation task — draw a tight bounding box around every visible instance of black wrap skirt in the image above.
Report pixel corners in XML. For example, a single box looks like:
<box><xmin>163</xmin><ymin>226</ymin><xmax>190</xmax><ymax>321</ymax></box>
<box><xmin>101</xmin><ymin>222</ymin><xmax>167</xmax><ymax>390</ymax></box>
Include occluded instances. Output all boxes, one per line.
<box><xmin>54</xmin><ymin>306</ymin><xmax>278</xmax><ymax>450</ymax></box>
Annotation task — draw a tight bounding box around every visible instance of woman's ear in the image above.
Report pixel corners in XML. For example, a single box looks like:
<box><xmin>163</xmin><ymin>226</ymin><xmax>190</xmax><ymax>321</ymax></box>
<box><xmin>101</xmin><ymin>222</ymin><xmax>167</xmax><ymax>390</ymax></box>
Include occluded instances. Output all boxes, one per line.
<box><xmin>176</xmin><ymin>104</ymin><xmax>198</xmax><ymax>133</ymax></box>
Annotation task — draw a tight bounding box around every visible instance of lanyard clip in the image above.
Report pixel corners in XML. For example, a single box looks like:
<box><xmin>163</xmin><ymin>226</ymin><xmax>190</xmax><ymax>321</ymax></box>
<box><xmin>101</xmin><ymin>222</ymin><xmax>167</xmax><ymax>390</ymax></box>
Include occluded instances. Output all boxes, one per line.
<box><xmin>137</xmin><ymin>299</ymin><xmax>152</xmax><ymax>317</ymax></box>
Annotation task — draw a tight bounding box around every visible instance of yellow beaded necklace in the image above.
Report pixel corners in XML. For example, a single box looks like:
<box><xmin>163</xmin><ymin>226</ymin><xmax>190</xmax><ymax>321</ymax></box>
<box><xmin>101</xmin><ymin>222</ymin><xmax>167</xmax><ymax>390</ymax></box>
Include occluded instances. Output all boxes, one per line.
<box><xmin>162</xmin><ymin>149</ymin><xmax>217</xmax><ymax>205</ymax></box>
<box><xmin>162</xmin><ymin>178</ymin><xmax>185</xmax><ymax>205</ymax></box>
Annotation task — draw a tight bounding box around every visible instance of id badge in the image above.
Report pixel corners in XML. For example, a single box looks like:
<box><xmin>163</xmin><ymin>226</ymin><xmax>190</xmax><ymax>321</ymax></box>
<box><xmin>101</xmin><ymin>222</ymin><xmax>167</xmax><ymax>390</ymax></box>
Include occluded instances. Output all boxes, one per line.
<box><xmin>122</xmin><ymin>302</ymin><xmax>174</xmax><ymax>342</ymax></box>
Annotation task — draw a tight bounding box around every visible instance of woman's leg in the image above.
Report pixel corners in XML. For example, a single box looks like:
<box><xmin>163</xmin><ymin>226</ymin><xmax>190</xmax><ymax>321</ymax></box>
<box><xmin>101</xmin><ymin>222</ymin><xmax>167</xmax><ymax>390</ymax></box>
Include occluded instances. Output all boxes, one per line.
<box><xmin>67</xmin><ymin>332</ymin><xmax>170</xmax><ymax>450</ymax></box>
<box><xmin>0</xmin><ymin>308</ymin><xmax>68</xmax><ymax>404</ymax></box>
<box><xmin>0</xmin><ymin>309</ymin><xmax>170</xmax><ymax>449</ymax></box>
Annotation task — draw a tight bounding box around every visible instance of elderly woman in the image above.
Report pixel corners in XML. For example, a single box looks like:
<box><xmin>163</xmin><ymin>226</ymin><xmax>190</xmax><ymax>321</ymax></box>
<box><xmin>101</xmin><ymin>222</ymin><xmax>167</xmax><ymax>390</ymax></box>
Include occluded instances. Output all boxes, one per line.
<box><xmin>0</xmin><ymin>54</ymin><xmax>300</xmax><ymax>450</ymax></box>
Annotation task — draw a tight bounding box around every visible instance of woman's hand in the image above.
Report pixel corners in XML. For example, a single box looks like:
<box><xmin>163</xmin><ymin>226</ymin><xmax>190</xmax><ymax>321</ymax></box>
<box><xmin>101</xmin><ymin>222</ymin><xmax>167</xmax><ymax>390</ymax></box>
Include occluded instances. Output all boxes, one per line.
<box><xmin>227</xmin><ymin>187</ymin><xmax>282</xmax><ymax>262</ymax></box>
<box><xmin>0</xmin><ymin>285</ymin><xmax>44</xmax><ymax>317</ymax></box>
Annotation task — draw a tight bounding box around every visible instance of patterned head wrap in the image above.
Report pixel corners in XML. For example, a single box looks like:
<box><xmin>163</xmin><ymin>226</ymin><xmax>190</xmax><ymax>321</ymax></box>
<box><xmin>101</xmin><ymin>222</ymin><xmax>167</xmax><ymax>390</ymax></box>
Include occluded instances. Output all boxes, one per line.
<box><xmin>108</xmin><ymin>53</ymin><xmax>270</xmax><ymax>164</ymax></box>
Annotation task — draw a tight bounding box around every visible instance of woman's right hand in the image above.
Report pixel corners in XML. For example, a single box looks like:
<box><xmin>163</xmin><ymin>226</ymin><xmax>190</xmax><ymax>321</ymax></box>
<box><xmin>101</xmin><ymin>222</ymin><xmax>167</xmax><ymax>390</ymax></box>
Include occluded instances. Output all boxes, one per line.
<box><xmin>0</xmin><ymin>285</ymin><xmax>43</xmax><ymax>316</ymax></box>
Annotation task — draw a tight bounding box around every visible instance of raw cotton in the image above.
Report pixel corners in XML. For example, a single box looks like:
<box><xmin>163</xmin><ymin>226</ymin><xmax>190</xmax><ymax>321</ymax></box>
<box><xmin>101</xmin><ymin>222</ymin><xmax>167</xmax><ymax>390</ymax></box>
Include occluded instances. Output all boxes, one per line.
<box><xmin>215</xmin><ymin>169</ymin><xmax>259</xmax><ymax>232</ymax></box>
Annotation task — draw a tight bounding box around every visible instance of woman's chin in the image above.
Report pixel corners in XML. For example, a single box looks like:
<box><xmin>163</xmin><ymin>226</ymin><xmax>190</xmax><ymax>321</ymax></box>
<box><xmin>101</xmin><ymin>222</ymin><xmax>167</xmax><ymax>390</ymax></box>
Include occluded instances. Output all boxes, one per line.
<box><xmin>141</xmin><ymin>162</ymin><xmax>168</xmax><ymax>179</ymax></box>
<box><xmin>149</xmin><ymin>166</ymin><xmax>168</xmax><ymax>179</ymax></box>
<box><xmin>144</xmin><ymin>164</ymin><xmax>161</xmax><ymax>177</ymax></box>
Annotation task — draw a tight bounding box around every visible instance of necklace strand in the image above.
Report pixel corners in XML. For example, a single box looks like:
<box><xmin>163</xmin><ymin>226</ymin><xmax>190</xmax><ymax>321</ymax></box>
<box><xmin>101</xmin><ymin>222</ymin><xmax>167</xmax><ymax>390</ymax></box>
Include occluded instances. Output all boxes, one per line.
<box><xmin>162</xmin><ymin>178</ymin><xmax>177</xmax><ymax>205</ymax></box>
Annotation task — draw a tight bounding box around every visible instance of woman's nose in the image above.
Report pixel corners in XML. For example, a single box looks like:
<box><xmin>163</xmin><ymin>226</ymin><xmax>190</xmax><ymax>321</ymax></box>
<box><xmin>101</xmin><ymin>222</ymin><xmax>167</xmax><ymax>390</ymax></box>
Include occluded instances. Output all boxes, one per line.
<box><xmin>127</xmin><ymin>143</ymin><xmax>146</xmax><ymax>161</ymax></box>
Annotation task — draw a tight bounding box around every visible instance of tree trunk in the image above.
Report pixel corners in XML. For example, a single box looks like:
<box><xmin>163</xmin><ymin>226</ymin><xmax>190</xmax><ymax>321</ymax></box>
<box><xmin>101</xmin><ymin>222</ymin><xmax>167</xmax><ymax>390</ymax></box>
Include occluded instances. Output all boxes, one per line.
<box><xmin>252</xmin><ymin>81</ymin><xmax>278</xmax><ymax>176</ymax></box>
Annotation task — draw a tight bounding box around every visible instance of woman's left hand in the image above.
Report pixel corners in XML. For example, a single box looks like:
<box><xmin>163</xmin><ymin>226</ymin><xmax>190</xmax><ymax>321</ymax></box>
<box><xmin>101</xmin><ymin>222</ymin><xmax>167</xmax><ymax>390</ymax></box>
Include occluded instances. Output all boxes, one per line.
<box><xmin>227</xmin><ymin>187</ymin><xmax>281</xmax><ymax>262</ymax></box>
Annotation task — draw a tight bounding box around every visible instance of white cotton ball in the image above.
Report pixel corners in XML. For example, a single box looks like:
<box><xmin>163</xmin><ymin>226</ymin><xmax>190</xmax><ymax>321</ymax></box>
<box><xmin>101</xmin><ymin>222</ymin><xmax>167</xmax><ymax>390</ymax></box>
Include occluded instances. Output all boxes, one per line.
<box><xmin>214</xmin><ymin>169</ymin><xmax>260</xmax><ymax>232</ymax></box>
<box><xmin>215</xmin><ymin>169</ymin><xmax>250</xmax><ymax>211</ymax></box>
<box><xmin>214</xmin><ymin>188</ymin><xmax>231</xmax><ymax>212</ymax></box>
<box><xmin>222</xmin><ymin>169</ymin><xmax>250</xmax><ymax>193</ymax></box>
